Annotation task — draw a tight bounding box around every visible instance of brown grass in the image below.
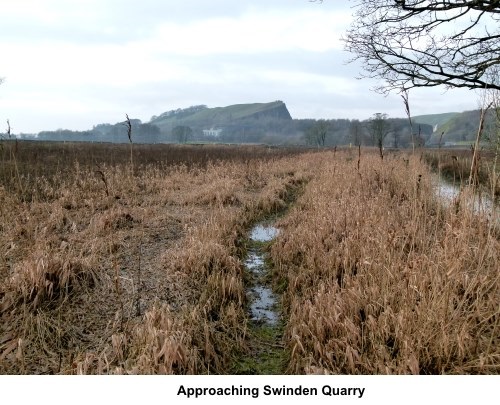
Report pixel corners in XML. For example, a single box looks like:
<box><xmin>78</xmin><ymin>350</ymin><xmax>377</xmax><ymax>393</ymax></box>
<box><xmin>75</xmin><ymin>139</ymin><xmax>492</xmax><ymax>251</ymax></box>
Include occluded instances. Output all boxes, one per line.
<box><xmin>423</xmin><ymin>149</ymin><xmax>499</xmax><ymax>199</ymax></box>
<box><xmin>270</xmin><ymin>151</ymin><xmax>499</xmax><ymax>374</ymax></box>
<box><xmin>0</xmin><ymin>141</ymin><xmax>309</xmax><ymax>374</ymax></box>
<box><xmin>1</xmin><ymin>142</ymin><xmax>498</xmax><ymax>374</ymax></box>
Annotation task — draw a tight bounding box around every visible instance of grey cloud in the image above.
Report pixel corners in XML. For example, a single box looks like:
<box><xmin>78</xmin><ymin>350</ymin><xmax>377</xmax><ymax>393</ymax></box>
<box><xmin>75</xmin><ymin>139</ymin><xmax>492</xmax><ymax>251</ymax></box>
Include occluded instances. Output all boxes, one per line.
<box><xmin>2</xmin><ymin>0</ymin><xmax>343</xmax><ymax>45</ymax></box>
<box><xmin>1</xmin><ymin>0</ymin><xmax>480</xmax><ymax>133</ymax></box>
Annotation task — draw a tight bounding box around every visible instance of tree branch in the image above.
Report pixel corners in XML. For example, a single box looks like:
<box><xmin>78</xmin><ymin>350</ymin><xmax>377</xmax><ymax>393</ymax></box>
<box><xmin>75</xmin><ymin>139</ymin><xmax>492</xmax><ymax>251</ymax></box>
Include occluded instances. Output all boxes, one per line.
<box><xmin>344</xmin><ymin>0</ymin><xmax>500</xmax><ymax>93</ymax></box>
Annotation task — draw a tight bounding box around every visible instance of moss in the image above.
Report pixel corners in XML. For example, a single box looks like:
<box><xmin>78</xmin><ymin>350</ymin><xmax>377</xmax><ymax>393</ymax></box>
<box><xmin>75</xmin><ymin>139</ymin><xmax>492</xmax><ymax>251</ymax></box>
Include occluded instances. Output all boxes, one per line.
<box><xmin>230</xmin><ymin>324</ymin><xmax>288</xmax><ymax>375</ymax></box>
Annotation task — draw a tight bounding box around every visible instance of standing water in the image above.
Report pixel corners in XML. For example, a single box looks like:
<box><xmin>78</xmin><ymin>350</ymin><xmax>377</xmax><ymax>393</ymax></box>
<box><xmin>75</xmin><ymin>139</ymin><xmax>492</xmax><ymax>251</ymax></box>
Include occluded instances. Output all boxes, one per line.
<box><xmin>245</xmin><ymin>224</ymin><xmax>279</xmax><ymax>325</ymax></box>
<box><xmin>250</xmin><ymin>225</ymin><xmax>279</xmax><ymax>243</ymax></box>
<box><xmin>231</xmin><ymin>221</ymin><xmax>285</xmax><ymax>374</ymax></box>
<box><xmin>434</xmin><ymin>177</ymin><xmax>499</xmax><ymax>227</ymax></box>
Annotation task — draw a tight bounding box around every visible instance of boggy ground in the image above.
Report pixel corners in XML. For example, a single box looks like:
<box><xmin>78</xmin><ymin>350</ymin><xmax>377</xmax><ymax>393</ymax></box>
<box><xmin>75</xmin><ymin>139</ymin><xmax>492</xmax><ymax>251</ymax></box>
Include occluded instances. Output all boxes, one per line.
<box><xmin>0</xmin><ymin>142</ymin><xmax>309</xmax><ymax>374</ymax></box>
<box><xmin>423</xmin><ymin>148</ymin><xmax>499</xmax><ymax>200</ymax></box>
<box><xmin>0</xmin><ymin>143</ymin><xmax>498</xmax><ymax>374</ymax></box>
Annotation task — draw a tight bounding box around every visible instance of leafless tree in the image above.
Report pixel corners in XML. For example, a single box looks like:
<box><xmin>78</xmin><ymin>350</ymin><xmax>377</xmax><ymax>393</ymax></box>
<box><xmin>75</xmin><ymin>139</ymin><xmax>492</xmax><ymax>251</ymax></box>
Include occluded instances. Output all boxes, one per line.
<box><xmin>349</xmin><ymin>119</ymin><xmax>362</xmax><ymax>146</ymax></box>
<box><xmin>172</xmin><ymin>125</ymin><xmax>193</xmax><ymax>144</ymax></box>
<box><xmin>343</xmin><ymin>1</ymin><xmax>500</xmax><ymax>94</ymax></box>
<box><xmin>124</xmin><ymin>114</ymin><xmax>133</xmax><ymax>170</ymax></box>
<box><xmin>305</xmin><ymin>119</ymin><xmax>330</xmax><ymax>147</ymax></box>
<box><xmin>370</xmin><ymin>113</ymin><xmax>391</xmax><ymax>159</ymax></box>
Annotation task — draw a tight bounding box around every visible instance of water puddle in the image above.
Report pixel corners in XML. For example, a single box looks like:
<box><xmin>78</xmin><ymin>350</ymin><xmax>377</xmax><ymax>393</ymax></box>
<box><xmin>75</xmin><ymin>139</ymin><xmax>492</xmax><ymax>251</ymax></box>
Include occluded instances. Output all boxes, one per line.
<box><xmin>245</xmin><ymin>252</ymin><xmax>264</xmax><ymax>271</ymax></box>
<box><xmin>250</xmin><ymin>224</ymin><xmax>279</xmax><ymax>242</ymax></box>
<box><xmin>435</xmin><ymin>181</ymin><xmax>460</xmax><ymax>203</ymax></box>
<box><xmin>435</xmin><ymin>180</ymin><xmax>495</xmax><ymax>213</ymax></box>
<box><xmin>434</xmin><ymin>177</ymin><xmax>499</xmax><ymax>228</ymax></box>
<box><xmin>231</xmin><ymin>181</ymin><xmax>306</xmax><ymax>374</ymax></box>
<box><xmin>245</xmin><ymin>224</ymin><xmax>279</xmax><ymax>326</ymax></box>
<box><xmin>232</xmin><ymin>221</ymin><xmax>285</xmax><ymax>374</ymax></box>
<box><xmin>249</xmin><ymin>287</ymin><xmax>279</xmax><ymax>325</ymax></box>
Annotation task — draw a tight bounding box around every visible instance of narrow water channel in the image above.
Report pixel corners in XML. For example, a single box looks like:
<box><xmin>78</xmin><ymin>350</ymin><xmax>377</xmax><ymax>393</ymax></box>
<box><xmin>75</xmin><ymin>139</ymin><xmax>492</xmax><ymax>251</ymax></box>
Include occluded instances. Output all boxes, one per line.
<box><xmin>231</xmin><ymin>222</ymin><xmax>286</xmax><ymax>374</ymax></box>
<box><xmin>246</xmin><ymin>224</ymin><xmax>279</xmax><ymax>326</ymax></box>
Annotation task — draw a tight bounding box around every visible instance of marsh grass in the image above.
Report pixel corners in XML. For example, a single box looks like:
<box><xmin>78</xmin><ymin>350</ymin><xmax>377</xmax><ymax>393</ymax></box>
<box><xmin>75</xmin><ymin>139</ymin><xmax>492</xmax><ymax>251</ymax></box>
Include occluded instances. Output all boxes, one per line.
<box><xmin>0</xmin><ymin>142</ymin><xmax>497</xmax><ymax>374</ymax></box>
<box><xmin>0</xmin><ymin>141</ymin><xmax>309</xmax><ymax>374</ymax></box>
<box><xmin>271</xmin><ymin>151</ymin><xmax>499</xmax><ymax>374</ymax></box>
<box><xmin>424</xmin><ymin>149</ymin><xmax>499</xmax><ymax>200</ymax></box>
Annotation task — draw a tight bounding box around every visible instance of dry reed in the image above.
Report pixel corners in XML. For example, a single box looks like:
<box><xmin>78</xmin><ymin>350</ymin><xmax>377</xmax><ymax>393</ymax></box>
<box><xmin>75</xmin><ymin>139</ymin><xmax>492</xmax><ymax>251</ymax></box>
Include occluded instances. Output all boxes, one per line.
<box><xmin>0</xmin><ymin>142</ymin><xmax>309</xmax><ymax>374</ymax></box>
<box><xmin>1</xmin><ymin>143</ymin><xmax>497</xmax><ymax>375</ymax></box>
<box><xmin>271</xmin><ymin>151</ymin><xmax>499</xmax><ymax>374</ymax></box>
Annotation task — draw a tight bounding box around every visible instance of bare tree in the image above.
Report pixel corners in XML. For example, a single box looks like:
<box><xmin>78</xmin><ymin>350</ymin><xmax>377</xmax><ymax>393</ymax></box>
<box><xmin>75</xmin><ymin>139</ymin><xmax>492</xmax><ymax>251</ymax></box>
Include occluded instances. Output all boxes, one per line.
<box><xmin>349</xmin><ymin>119</ymin><xmax>362</xmax><ymax>146</ymax></box>
<box><xmin>370</xmin><ymin>113</ymin><xmax>391</xmax><ymax>159</ymax></box>
<box><xmin>343</xmin><ymin>1</ymin><xmax>500</xmax><ymax>94</ymax></box>
<box><xmin>481</xmin><ymin>83</ymin><xmax>500</xmax><ymax>197</ymax></box>
<box><xmin>172</xmin><ymin>125</ymin><xmax>192</xmax><ymax>144</ymax></box>
<box><xmin>124</xmin><ymin>114</ymin><xmax>133</xmax><ymax>170</ymax></box>
<box><xmin>401</xmin><ymin>89</ymin><xmax>415</xmax><ymax>152</ymax></box>
<box><xmin>305</xmin><ymin>119</ymin><xmax>330</xmax><ymax>147</ymax></box>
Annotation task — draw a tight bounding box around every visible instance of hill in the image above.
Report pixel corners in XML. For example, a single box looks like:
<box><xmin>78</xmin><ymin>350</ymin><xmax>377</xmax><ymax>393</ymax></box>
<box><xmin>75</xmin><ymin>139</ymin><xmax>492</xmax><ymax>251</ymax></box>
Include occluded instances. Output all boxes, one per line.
<box><xmin>150</xmin><ymin>101</ymin><xmax>292</xmax><ymax>133</ymax></box>
<box><xmin>30</xmin><ymin>101</ymin><xmax>495</xmax><ymax>148</ymax></box>
<box><xmin>423</xmin><ymin>109</ymin><xmax>497</xmax><ymax>146</ymax></box>
<box><xmin>34</xmin><ymin>101</ymin><xmax>295</xmax><ymax>144</ymax></box>
<box><xmin>413</xmin><ymin>112</ymin><xmax>460</xmax><ymax>130</ymax></box>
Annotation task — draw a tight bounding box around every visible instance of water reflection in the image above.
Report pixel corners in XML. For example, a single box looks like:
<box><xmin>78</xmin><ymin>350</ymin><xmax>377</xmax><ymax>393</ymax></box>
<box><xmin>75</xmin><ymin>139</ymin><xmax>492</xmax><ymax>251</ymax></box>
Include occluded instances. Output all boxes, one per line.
<box><xmin>245</xmin><ymin>224</ymin><xmax>280</xmax><ymax>326</ymax></box>
<box><xmin>436</xmin><ymin>180</ymin><xmax>496</xmax><ymax>213</ymax></box>
<box><xmin>434</xmin><ymin>178</ymin><xmax>499</xmax><ymax>229</ymax></box>
<box><xmin>250</xmin><ymin>225</ymin><xmax>279</xmax><ymax>242</ymax></box>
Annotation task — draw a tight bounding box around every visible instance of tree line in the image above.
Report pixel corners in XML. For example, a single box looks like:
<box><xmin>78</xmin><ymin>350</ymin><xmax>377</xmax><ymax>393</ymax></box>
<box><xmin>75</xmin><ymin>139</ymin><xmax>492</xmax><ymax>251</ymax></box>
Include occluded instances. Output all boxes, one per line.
<box><xmin>29</xmin><ymin>115</ymin><xmax>433</xmax><ymax>147</ymax></box>
<box><xmin>302</xmin><ymin>115</ymin><xmax>432</xmax><ymax>149</ymax></box>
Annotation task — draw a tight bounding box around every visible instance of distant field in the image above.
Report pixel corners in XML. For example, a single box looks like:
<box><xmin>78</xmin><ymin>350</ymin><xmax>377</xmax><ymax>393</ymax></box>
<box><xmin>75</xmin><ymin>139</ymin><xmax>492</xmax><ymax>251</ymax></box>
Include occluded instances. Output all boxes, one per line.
<box><xmin>0</xmin><ymin>141</ymin><xmax>305</xmax><ymax>199</ymax></box>
<box><xmin>0</xmin><ymin>142</ymin><xmax>498</xmax><ymax>374</ymax></box>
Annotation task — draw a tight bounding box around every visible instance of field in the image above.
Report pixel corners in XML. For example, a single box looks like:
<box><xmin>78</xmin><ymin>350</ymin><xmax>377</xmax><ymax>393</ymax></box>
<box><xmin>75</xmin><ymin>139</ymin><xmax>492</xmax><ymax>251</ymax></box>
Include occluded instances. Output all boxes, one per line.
<box><xmin>0</xmin><ymin>142</ymin><xmax>498</xmax><ymax>374</ymax></box>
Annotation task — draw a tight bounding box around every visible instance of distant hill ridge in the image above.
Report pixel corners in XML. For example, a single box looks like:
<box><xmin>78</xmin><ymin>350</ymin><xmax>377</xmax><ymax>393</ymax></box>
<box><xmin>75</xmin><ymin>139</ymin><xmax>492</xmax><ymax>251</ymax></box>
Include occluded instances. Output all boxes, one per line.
<box><xmin>414</xmin><ymin>110</ymin><xmax>497</xmax><ymax>145</ymax></box>
<box><xmin>149</xmin><ymin>101</ymin><xmax>292</xmax><ymax>131</ymax></box>
<box><xmin>26</xmin><ymin>100</ymin><xmax>497</xmax><ymax>147</ymax></box>
<box><xmin>413</xmin><ymin>112</ymin><xmax>460</xmax><ymax>130</ymax></box>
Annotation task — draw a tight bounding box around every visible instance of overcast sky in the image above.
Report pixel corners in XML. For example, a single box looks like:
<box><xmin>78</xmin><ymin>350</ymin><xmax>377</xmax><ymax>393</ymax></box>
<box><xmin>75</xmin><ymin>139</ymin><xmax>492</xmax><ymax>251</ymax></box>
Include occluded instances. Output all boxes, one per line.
<box><xmin>0</xmin><ymin>0</ymin><xmax>481</xmax><ymax>134</ymax></box>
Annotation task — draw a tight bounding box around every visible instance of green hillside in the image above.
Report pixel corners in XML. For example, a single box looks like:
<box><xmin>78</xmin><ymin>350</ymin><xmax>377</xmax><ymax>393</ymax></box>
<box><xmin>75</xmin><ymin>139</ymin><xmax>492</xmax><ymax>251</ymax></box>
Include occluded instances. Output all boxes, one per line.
<box><xmin>150</xmin><ymin>101</ymin><xmax>292</xmax><ymax>132</ymax></box>
<box><xmin>423</xmin><ymin>109</ymin><xmax>498</xmax><ymax>145</ymax></box>
<box><xmin>413</xmin><ymin>112</ymin><xmax>460</xmax><ymax>129</ymax></box>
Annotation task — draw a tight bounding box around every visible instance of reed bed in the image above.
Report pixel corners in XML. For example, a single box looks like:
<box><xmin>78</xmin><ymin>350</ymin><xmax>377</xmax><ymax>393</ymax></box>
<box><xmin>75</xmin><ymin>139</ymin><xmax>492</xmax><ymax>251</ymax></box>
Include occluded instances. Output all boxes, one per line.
<box><xmin>0</xmin><ymin>142</ymin><xmax>309</xmax><ymax>374</ymax></box>
<box><xmin>1</xmin><ymin>142</ymin><xmax>498</xmax><ymax>375</ymax></box>
<box><xmin>271</xmin><ymin>151</ymin><xmax>499</xmax><ymax>374</ymax></box>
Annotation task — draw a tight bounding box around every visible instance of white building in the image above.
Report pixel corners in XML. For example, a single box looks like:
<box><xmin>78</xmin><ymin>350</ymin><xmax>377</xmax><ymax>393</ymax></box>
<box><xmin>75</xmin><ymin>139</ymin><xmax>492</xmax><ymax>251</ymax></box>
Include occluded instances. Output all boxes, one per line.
<box><xmin>202</xmin><ymin>128</ymin><xmax>223</xmax><ymax>137</ymax></box>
